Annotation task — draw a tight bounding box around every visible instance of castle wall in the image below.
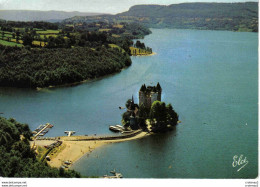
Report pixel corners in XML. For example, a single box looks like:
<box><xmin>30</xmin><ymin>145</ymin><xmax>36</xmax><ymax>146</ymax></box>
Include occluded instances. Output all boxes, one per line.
<box><xmin>139</xmin><ymin>91</ymin><xmax>146</xmax><ymax>106</ymax></box>
<box><xmin>157</xmin><ymin>91</ymin><xmax>161</xmax><ymax>101</ymax></box>
<box><xmin>151</xmin><ymin>92</ymin><xmax>158</xmax><ymax>105</ymax></box>
<box><xmin>139</xmin><ymin>84</ymin><xmax>162</xmax><ymax>108</ymax></box>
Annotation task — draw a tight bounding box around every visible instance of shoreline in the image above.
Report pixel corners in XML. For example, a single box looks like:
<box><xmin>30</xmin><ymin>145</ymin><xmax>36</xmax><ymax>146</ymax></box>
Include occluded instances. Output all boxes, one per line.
<box><xmin>36</xmin><ymin>68</ymin><xmax>127</xmax><ymax>91</ymax></box>
<box><xmin>132</xmin><ymin>52</ymin><xmax>156</xmax><ymax>57</ymax></box>
<box><xmin>33</xmin><ymin>131</ymin><xmax>150</xmax><ymax>168</ymax></box>
<box><xmin>36</xmin><ymin>52</ymin><xmax>156</xmax><ymax>91</ymax></box>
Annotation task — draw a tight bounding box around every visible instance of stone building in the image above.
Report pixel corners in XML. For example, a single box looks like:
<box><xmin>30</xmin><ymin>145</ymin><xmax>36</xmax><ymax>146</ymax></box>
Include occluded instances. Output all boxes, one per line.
<box><xmin>139</xmin><ymin>82</ymin><xmax>162</xmax><ymax>108</ymax></box>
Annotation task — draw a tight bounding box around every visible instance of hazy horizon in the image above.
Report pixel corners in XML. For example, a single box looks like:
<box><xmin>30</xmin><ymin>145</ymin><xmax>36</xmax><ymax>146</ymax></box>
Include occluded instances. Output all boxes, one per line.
<box><xmin>0</xmin><ymin>0</ymin><xmax>258</xmax><ymax>14</ymax></box>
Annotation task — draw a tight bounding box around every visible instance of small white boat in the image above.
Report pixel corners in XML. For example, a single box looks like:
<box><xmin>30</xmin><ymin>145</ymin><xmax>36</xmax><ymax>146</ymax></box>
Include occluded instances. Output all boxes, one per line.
<box><xmin>109</xmin><ymin>126</ymin><xmax>121</xmax><ymax>132</ymax></box>
<box><xmin>115</xmin><ymin>125</ymin><xmax>124</xmax><ymax>130</ymax></box>
<box><xmin>103</xmin><ymin>169</ymin><xmax>123</xmax><ymax>178</ymax></box>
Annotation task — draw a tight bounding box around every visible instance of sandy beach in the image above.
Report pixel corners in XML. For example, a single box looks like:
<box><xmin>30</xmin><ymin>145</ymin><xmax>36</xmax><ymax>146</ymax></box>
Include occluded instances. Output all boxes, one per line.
<box><xmin>133</xmin><ymin>52</ymin><xmax>157</xmax><ymax>57</ymax></box>
<box><xmin>33</xmin><ymin>131</ymin><xmax>150</xmax><ymax>168</ymax></box>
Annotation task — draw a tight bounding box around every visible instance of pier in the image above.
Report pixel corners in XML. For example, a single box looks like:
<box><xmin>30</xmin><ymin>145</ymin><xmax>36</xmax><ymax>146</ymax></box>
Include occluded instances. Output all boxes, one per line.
<box><xmin>61</xmin><ymin>129</ymin><xmax>143</xmax><ymax>141</ymax></box>
<box><xmin>33</xmin><ymin>123</ymin><xmax>53</xmax><ymax>138</ymax></box>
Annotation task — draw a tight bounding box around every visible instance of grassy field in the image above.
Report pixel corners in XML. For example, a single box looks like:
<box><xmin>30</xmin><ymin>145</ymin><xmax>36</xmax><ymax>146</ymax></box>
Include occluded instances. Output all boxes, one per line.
<box><xmin>0</xmin><ymin>39</ymin><xmax>23</xmax><ymax>47</ymax></box>
<box><xmin>32</xmin><ymin>40</ymin><xmax>47</xmax><ymax>47</ymax></box>
<box><xmin>36</xmin><ymin>30</ymin><xmax>60</xmax><ymax>34</ymax></box>
<box><xmin>99</xmin><ymin>28</ymin><xmax>111</xmax><ymax>32</ymax></box>
<box><xmin>3</xmin><ymin>33</ymin><xmax>12</xmax><ymax>37</ymax></box>
<box><xmin>36</xmin><ymin>146</ymin><xmax>48</xmax><ymax>161</ymax></box>
<box><xmin>39</xmin><ymin>34</ymin><xmax>58</xmax><ymax>39</ymax></box>
<box><xmin>113</xmin><ymin>24</ymin><xmax>124</xmax><ymax>28</ymax></box>
<box><xmin>112</xmin><ymin>34</ymin><xmax>120</xmax><ymax>38</ymax></box>
<box><xmin>109</xmin><ymin>44</ymin><xmax>125</xmax><ymax>53</ymax></box>
<box><xmin>10</xmin><ymin>38</ymin><xmax>23</xmax><ymax>43</ymax></box>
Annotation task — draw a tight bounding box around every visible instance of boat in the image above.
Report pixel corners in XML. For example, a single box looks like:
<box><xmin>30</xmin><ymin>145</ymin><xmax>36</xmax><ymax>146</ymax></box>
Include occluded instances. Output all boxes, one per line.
<box><xmin>109</xmin><ymin>126</ymin><xmax>121</xmax><ymax>132</ymax></box>
<box><xmin>64</xmin><ymin>160</ymin><xmax>72</xmax><ymax>165</ymax></box>
<box><xmin>110</xmin><ymin>169</ymin><xmax>116</xmax><ymax>174</ymax></box>
<box><xmin>47</xmin><ymin>123</ymin><xmax>54</xmax><ymax>128</ymax></box>
<box><xmin>103</xmin><ymin>169</ymin><xmax>123</xmax><ymax>178</ymax></box>
<box><xmin>115</xmin><ymin>125</ymin><xmax>125</xmax><ymax>130</ymax></box>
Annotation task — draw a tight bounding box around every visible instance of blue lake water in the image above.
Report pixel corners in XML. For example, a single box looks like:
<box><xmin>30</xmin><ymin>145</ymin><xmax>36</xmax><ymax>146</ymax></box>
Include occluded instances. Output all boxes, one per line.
<box><xmin>0</xmin><ymin>29</ymin><xmax>258</xmax><ymax>178</ymax></box>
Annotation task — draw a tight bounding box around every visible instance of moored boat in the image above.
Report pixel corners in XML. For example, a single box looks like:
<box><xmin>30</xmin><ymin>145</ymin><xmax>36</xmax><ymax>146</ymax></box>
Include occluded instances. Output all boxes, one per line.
<box><xmin>109</xmin><ymin>126</ymin><xmax>121</xmax><ymax>132</ymax></box>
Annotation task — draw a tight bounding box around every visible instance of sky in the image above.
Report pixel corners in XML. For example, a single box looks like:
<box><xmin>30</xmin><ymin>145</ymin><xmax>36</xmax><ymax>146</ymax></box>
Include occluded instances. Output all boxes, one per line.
<box><xmin>0</xmin><ymin>0</ymin><xmax>257</xmax><ymax>14</ymax></box>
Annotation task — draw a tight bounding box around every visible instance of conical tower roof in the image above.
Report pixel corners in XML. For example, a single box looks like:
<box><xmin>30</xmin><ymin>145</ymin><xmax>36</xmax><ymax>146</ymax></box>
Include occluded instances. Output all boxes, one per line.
<box><xmin>156</xmin><ymin>82</ymin><xmax>162</xmax><ymax>91</ymax></box>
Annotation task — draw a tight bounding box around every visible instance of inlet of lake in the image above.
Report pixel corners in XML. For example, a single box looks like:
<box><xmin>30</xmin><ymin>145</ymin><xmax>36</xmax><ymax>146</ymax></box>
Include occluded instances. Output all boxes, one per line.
<box><xmin>0</xmin><ymin>29</ymin><xmax>257</xmax><ymax>178</ymax></box>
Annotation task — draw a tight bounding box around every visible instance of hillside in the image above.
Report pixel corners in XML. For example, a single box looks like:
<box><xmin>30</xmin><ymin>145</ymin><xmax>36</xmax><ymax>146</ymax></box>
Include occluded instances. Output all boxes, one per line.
<box><xmin>116</xmin><ymin>2</ymin><xmax>258</xmax><ymax>31</ymax></box>
<box><xmin>64</xmin><ymin>2</ymin><xmax>258</xmax><ymax>32</ymax></box>
<box><xmin>0</xmin><ymin>19</ymin><xmax>154</xmax><ymax>88</ymax></box>
<box><xmin>0</xmin><ymin>46</ymin><xmax>131</xmax><ymax>88</ymax></box>
<box><xmin>0</xmin><ymin>10</ymin><xmax>105</xmax><ymax>22</ymax></box>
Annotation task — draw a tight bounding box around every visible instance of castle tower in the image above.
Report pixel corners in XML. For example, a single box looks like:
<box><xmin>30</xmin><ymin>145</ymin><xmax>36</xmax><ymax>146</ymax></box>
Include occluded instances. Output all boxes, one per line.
<box><xmin>139</xmin><ymin>84</ymin><xmax>147</xmax><ymax>106</ymax></box>
<box><xmin>139</xmin><ymin>82</ymin><xmax>162</xmax><ymax>108</ymax></box>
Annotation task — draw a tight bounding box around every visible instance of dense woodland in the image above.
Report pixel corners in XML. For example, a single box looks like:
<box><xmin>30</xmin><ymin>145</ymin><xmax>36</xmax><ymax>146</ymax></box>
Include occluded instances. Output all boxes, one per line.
<box><xmin>65</xmin><ymin>2</ymin><xmax>258</xmax><ymax>32</ymax></box>
<box><xmin>148</xmin><ymin>101</ymin><xmax>179</xmax><ymax>132</ymax></box>
<box><xmin>0</xmin><ymin>45</ymin><xmax>131</xmax><ymax>88</ymax></box>
<box><xmin>0</xmin><ymin>20</ymin><xmax>152</xmax><ymax>88</ymax></box>
<box><xmin>0</xmin><ymin>116</ymin><xmax>81</xmax><ymax>177</ymax></box>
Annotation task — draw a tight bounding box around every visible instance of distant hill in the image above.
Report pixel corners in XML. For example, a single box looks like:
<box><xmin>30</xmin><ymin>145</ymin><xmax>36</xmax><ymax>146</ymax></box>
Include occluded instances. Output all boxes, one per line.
<box><xmin>116</xmin><ymin>2</ymin><xmax>258</xmax><ymax>31</ymax></box>
<box><xmin>64</xmin><ymin>2</ymin><xmax>258</xmax><ymax>32</ymax></box>
<box><xmin>0</xmin><ymin>10</ymin><xmax>105</xmax><ymax>22</ymax></box>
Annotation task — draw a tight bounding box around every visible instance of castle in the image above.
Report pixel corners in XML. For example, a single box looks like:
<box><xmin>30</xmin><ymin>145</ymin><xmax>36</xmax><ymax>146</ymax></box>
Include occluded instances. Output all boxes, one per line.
<box><xmin>139</xmin><ymin>82</ymin><xmax>162</xmax><ymax>108</ymax></box>
<box><xmin>125</xmin><ymin>83</ymin><xmax>162</xmax><ymax>130</ymax></box>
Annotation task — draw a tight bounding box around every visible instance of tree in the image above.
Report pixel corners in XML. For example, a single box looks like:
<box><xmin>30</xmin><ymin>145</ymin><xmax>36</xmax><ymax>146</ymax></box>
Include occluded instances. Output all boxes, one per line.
<box><xmin>150</xmin><ymin>101</ymin><xmax>167</xmax><ymax>122</ymax></box>
<box><xmin>125</xmin><ymin>99</ymin><xmax>132</xmax><ymax>109</ymax></box>
<box><xmin>16</xmin><ymin>30</ymin><xmax>20</xmax><ymax>42</ymax></box>
<box><xmin>0</xmin><ymin>129</ymin><xmax>12</xmax><ymax>145</ymax></box>
<box><xmin>22</xmin><ymin>33</ymin><xmax>33</xmax><ymax>46</ymax></box>
<box><xmin>122</xmin><ymin>111</ymin><xmax>131</xmax><ymax>124</ymax></box>
<box><xmin>166</xmin><ymin>103</ymin><xmax>178</xmax><ymax>126</ymax></box>
<box><xmin>0</xmin><ymin>116</ymin><xmax>81</xmax><ymax>178</ymax></box>
<box><xmin>149</xmin><ymin>101</ymin><xmax>178</xmax><ymax>132</ymax></box>
<box><xmin>139</xmin><ymin>103</ymin><xmax>149</xmax><ymax>119</ymax></box>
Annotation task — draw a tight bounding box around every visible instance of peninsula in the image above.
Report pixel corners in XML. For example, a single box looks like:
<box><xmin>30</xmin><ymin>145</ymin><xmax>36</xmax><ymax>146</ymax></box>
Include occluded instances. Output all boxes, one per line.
<box><xmin>0</xmin><ymin>20</ymin><xmax>153</xmax><ymax>88</ymax></box>
<box><xmin>32</xmin><ymin>130</ymin><xmax>149</xmax><ymax>168</ymax></box>
<box><xmin>30</xmin><ymin>83</ymin><xmax>179</xmax><ymax>169</ymax></box>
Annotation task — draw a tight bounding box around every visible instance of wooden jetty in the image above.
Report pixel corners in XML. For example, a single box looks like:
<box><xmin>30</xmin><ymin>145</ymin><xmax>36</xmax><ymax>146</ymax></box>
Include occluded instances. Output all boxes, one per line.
<box><xmin>33</xmin><ymin>123</ymin><xmax>53</xmax><ymax>138</ymax></box>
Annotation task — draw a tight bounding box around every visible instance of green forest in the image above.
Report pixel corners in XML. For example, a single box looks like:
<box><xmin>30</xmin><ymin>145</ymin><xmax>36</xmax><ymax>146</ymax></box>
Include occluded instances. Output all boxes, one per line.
<box><xmin>0</xmin><ymin>116</ymin><xmax>81</xmax><ymax>177</ymax></box>
<box><xmin>0</xmin><ymin>20</ymin><xmax>151</xmax><ymax>88</ymax></box>
<box><xmin>0</xmin><ymin>45</ymin><xmax>131</xmax><ymax>88</ymax></box>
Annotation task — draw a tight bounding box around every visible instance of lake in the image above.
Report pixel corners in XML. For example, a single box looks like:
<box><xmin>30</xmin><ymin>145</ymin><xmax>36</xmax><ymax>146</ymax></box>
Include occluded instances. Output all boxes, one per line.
<box><xmin>0</xmin><ymin>29</ymin><xmax>258</xmax><ymax>178</ymax></box>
